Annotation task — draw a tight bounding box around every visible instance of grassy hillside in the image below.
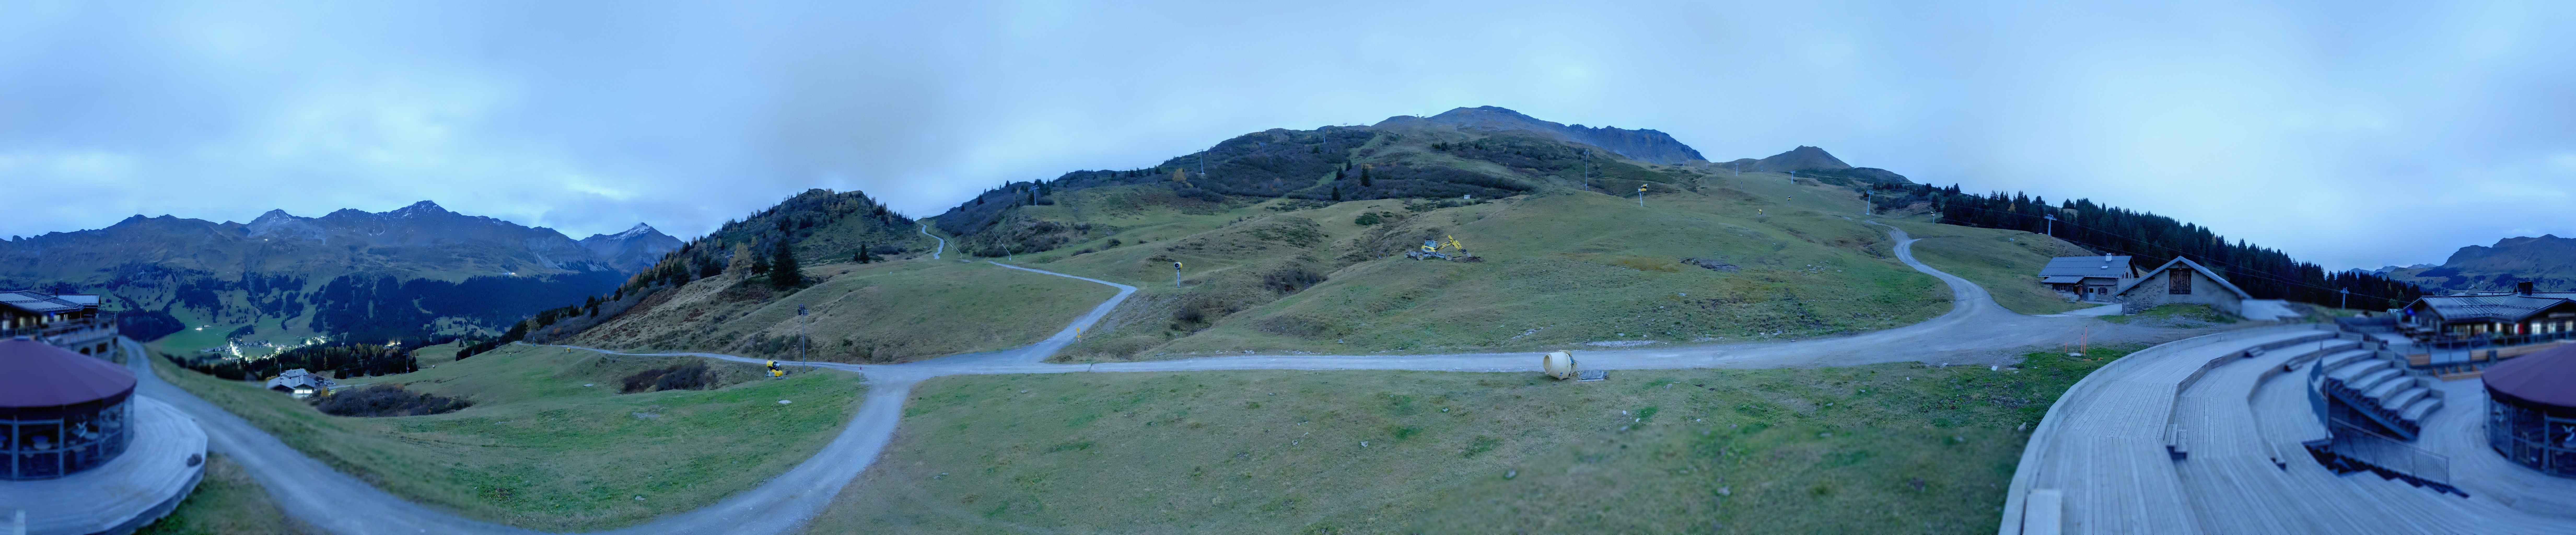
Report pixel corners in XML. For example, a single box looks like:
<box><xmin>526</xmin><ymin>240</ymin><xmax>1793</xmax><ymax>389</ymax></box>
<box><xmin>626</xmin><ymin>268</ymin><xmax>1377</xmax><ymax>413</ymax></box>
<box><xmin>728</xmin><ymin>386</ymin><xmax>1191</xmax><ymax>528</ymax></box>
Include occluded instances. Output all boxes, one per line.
<box><xmin>802</xmin><ymin>345</ymin><xmax>2141</xmax><ymax>534</ymax></box>
<box><xmin>570</xmin><ymin>258</ymin><xmax>1115</xmax><ymax>362</ymax></box>
<box><xmin>1885</xmin><ymin>220</ymin><xmax>2097</xmax><ymax>315</ymax></box>
<box><xmin>140</xmin><ymin>453</ymin><xmax>314</xmax><ymax>535</ymax></box>
<box><xmin>943</xmin><ymin>168</ymin><xmax>1951</xmax><ymax>360</ymax></box>
<box><xmin>151</xmin><ymin>345</ymin><xmax>862</xmax><ymax>531</ymax></box>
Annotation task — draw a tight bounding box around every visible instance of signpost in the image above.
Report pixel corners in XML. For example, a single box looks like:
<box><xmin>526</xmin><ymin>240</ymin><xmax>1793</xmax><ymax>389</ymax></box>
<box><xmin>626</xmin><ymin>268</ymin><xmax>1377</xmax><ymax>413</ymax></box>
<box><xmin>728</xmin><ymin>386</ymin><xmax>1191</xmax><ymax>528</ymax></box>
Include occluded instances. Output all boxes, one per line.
<box><xmin>1173</xmin><ymin>261</ymin><xmax>1184</xmax><ymax>287</ymax></box>
<box><xmin>796</xmin><ymin>304</ymin><xmax>809</xmax><ymax>371</ymax></box>
<box><xmin>1637</xmin><ymin>184</ymin><xmax>1647</xmax><ymax>207</ymax></box>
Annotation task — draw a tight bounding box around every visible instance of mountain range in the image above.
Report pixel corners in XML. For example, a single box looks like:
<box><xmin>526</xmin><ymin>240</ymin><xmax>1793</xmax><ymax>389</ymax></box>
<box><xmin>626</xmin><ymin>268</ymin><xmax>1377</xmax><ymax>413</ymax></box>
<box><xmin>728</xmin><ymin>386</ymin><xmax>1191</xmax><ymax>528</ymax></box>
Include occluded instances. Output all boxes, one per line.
<box><xmin>1372</xmin><ymin>106</ymin><xmax>1707</xmax><ymax>164</ymax></box>
<box><xmin>2380</xmin><ymin>234</ymin><xmax>2576</xmax><ymax>294</ymax></box>
<box><xmin>1</xmin><ymin>201</ymin><xmax>678</xmax><ymax>342</ymax></box>
<box><xmin>929</xmin><ymin>105</ymin><xmax>1903</xmax><ymax>255</ymax></box>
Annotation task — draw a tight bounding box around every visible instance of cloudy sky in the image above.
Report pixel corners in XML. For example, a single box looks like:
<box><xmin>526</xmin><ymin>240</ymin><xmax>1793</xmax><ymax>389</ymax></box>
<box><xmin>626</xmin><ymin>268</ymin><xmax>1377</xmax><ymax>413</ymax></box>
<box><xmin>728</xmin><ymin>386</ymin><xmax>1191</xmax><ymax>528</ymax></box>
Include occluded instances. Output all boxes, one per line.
<box><xmin>4</xmin><ymin>1</ymin><xmax>2571</xmax><ymax>269</ymax></box>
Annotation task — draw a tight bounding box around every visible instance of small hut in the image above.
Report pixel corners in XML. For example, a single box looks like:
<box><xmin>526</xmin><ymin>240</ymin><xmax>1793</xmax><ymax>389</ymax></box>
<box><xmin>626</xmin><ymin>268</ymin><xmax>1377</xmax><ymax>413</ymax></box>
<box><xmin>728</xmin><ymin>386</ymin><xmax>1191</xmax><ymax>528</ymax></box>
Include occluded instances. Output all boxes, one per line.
<box><xmin>2037</xmin><ymin>255</ymin><xmax>2138</xmax><ymax>301</ymax></box>
<box><xmin>2109</xmin><ymin>257</ymin><xmax>2252</xmax><ymax>317</ymax></box>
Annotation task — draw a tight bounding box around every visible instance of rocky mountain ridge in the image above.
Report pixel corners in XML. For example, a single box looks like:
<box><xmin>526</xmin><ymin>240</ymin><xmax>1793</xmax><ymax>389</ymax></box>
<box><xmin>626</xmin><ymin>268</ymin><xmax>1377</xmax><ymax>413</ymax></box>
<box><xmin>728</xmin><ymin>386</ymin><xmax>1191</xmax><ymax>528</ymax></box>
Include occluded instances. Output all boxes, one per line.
<box><xmin>0</xmin><ymin>201</ymin><xmax>676</xmax><ymax>343</ymax></box>
<box><xmin>2381</xmin><ymin>234</ymin><xmax>2576</xmax><ymax>294</ymax></box>
<box><xmin>1373</xmin><ymin>106</ymin><xmax>1708</xmax><ymax>164</ymax></box>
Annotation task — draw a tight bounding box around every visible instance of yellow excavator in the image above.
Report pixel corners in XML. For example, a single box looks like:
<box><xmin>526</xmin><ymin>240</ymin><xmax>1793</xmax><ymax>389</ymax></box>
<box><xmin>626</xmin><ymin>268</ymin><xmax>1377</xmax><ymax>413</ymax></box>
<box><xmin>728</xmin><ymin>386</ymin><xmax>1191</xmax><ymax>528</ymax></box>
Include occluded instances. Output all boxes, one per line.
<box><xmin>1404</xmin><ymin>235</ymin><xmax>1481</xmax><ymax>262</ymax></box>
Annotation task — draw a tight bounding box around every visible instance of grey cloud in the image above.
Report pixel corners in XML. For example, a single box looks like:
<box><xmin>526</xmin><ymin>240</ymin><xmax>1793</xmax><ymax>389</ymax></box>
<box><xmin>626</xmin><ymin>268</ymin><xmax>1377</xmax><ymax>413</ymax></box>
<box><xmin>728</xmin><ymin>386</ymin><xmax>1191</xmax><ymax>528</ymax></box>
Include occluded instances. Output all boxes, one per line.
<box><xmin>3</xmin><ymin>1</ymin><xmax>2572</xmax><ymax>269</ymax></box>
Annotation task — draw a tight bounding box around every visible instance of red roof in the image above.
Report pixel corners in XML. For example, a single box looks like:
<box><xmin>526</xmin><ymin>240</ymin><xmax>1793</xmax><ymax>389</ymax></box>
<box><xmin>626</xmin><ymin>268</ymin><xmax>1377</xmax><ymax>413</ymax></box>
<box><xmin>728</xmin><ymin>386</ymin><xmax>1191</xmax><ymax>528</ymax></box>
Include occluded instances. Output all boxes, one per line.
<box><xmin>0</xmin><ymin>338</ymin><xmax>136</xmax><ymax>408</ymax></box>
<box><xmin>2487</xmin><ymin>343</ymin><xmax>2576</xmax><ymax>409</ymax></box>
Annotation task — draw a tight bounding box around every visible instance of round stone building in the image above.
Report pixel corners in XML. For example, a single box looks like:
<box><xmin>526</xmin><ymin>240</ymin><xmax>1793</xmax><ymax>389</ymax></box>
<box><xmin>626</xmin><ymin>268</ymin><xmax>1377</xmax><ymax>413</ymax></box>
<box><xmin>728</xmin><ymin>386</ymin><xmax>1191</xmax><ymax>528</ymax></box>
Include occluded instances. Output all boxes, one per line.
<box><xmin>0</xmin><ymin>338</ymin><xmax>205</xmax><ymax>535</ymax></box>
<box><xmin>2486</xmin><ymin>343</ymin><xmax>2576</xmax><ymax>478</ymax></box>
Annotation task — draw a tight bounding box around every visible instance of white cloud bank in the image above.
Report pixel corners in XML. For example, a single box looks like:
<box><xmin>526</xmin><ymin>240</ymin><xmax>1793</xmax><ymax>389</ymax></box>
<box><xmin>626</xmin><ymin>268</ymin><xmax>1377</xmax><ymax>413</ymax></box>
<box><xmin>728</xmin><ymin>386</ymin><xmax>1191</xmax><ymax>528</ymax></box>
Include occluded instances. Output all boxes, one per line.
<box><xmin>3</xmin><ymin>1</ymin><xmax>2572</xmax><ymax>268</ymax></box>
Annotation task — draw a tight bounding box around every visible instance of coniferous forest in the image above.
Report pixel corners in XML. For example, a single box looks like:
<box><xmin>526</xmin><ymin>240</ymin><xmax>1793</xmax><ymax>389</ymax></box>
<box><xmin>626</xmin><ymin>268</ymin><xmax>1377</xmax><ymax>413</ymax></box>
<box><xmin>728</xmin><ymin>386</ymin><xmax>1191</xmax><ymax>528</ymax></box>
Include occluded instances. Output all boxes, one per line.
<box><xmin>164</xmin><ymin>342</ymin><xmax>421</xmax><ymax>381</ymax></box>
<box><xmin>1869</xmin><ymin>183</ymin><xmax>2423</xmax><ymax>310</ymax></box>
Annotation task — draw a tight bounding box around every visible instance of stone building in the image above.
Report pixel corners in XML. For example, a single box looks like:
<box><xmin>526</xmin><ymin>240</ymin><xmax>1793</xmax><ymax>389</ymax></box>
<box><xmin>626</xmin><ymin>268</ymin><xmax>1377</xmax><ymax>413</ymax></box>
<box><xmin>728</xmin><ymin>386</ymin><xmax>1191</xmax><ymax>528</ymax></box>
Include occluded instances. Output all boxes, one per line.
<box><xmin>2109</xmin><ymin>257</ymin><xmax>2252</xmax><ymax>316</ymax></box>
<box><xmin>2037</xmin><ymin>255</ymin><xmax>2139</xmax><ymax>302</ymax></box>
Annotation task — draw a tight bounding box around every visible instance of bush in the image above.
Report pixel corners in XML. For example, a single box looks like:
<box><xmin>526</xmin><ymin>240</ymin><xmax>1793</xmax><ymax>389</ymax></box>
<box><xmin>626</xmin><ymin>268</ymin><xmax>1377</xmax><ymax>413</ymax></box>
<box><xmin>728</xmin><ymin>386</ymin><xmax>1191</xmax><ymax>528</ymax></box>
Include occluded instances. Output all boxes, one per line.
<box><xmin>620</xmin><ymin>362</ymin><xmax>715</xmax><ymax>393</ymax></box>
<box><xmin>314</xmin><ymin>385</ymin><xmax>471</xmax><ymax>417</ymax></box>
<box><xmin>1263</xmin><ymin>266</ymin><xmax>1327</xmax><ymax>293</ymax></box>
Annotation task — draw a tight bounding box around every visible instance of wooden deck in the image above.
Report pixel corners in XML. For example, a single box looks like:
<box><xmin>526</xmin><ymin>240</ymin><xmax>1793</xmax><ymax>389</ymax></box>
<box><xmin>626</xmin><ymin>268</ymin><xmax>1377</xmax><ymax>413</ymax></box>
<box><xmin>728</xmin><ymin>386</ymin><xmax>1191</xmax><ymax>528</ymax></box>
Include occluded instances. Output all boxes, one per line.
<box><xmin>2004</xmin><ymin>325</ymin><xmax>2576</xmax><ymax>534</ymax></box>
<box><xmin>0</xmin><ymin>396</ymin><xmax>206</xmax><ymax>535</ymax></box>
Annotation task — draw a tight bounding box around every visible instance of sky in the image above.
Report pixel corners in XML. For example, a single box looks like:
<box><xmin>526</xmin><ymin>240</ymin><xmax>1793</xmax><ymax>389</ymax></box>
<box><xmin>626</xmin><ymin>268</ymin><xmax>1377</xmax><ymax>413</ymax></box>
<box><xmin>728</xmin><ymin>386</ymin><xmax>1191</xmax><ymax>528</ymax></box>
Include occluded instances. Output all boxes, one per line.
<box><xmin>3</xmin><ymin>1</ymin><xmax>2572</xmax><ymax>270</ymax></box>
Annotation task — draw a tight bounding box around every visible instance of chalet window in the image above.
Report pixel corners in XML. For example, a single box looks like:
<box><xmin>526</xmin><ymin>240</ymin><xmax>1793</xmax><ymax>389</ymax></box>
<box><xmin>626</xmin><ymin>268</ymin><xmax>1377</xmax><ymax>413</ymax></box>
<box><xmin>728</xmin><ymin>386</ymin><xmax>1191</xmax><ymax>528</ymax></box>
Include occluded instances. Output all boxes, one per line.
<box><xmin>2169</xmin><ymin>269</ymin><xmax>2192</xmax><ymax>295</ymax></box>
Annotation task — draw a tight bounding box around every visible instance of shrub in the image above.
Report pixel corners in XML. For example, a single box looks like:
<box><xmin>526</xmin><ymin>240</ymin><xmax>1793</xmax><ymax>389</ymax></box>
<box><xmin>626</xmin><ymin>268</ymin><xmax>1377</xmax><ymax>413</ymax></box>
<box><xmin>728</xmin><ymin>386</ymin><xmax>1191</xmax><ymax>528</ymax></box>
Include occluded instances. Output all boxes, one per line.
<box><xmin>620</xmin><ymin>362</ymin><xmax>715</xmax><ymax>393</ymax></box>
<box><xmin>1263</xmin><ymin>266</ymin><xmax>1327</xmax><ymax>293</ymax></box>
<box><xmin>314</xmin><ymin>385</ymin><xmax>471</xmax><ymax>417</ymax></box>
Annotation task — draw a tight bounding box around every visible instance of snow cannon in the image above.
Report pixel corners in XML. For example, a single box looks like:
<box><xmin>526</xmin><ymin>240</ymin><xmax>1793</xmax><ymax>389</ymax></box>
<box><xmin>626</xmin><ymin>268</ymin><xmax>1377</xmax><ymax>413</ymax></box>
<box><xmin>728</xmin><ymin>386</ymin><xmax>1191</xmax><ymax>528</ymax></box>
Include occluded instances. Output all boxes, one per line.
<box><xmin>1542</xmin><ymin>350</ymin><xmax>1578</xmax><ymax>380</ymax></box>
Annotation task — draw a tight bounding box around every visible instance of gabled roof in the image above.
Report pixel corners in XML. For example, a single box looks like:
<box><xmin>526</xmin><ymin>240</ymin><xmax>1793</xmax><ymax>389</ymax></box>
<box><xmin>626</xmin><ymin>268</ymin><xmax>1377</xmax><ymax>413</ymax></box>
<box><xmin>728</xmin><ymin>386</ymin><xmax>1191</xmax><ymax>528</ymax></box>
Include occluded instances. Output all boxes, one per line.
<box><xmin>2113</xmin><ymin>257</ymin><xmax>2252</xmax><ymax>300</ymax></box>
<box><xmin>2040</xmin><ymin>276</ymin><xmax>2086</xmax><ymax>284</ymax></box>
<box><xmin>2408</xmin><ymin>292</ymin><xmax>2576</xmax><ymax>323</ymax></box>
<box><xmin>2039</xmin><ymin>256</ymin><xmax>2134</xmax><ymax>278</ymax></box>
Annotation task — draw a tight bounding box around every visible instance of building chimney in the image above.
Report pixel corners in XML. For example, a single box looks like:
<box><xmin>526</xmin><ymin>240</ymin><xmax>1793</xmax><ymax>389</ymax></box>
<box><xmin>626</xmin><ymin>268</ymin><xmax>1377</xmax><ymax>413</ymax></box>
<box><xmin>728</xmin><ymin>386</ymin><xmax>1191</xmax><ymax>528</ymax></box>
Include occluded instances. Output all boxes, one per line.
<box><xmin>2518</xmin><ymin>281</ymin><xmax>2535</xmax><ymax>295</ymax></box>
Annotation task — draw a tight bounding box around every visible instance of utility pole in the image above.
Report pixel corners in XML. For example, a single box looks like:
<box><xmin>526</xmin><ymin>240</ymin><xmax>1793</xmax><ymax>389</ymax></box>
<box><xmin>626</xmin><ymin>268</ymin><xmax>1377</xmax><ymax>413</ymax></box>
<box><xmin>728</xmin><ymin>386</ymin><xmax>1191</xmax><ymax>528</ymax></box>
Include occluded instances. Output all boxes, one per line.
<box><xmin>2340</xmin><ymin>288</ymin><xmax>2350</xmax><ymax>310</ymax></box>
<box><xmin>2044</xmin><ymin>214</ymin><xmax>2057</xmax><ymax>236</ymax></box>
<box><xmin>1865</xmin><ymin>189</ymin><xmax>1873</xmax><ymax>215</ymax></box>
<box><xmin>796</xmin><ymin>304</ymin><xmax>809</xmax><ymax>371</ymax></box>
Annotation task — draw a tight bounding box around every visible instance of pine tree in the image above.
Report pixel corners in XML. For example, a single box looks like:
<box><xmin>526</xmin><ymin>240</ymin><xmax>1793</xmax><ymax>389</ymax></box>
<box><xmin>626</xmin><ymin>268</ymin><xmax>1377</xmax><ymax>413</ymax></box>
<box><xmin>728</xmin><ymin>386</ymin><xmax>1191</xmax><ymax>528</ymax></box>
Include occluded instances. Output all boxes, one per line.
<box><xmin>1359</xmin><ymin>164</ymin><xmax>1374</xmax><ymax>187</ymax></box>
<box><xmin>771</xmin><ymin>241</ymin><xmax>803</xmax><ymax>289</ymax></box>
<box><xmin>854</xmin><ymin>243</ymin><xmax>872</xmax><ymax>264</ymax></box>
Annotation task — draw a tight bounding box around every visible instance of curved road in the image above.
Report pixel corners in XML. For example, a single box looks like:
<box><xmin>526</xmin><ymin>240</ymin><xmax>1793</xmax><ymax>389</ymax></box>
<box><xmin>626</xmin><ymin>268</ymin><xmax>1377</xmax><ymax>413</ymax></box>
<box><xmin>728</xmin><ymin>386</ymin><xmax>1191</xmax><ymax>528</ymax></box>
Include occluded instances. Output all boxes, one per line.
<box><xmin>917</xmin><ymin>223</ymin><xmax>944</xmax><ymax>260</ymax></box>
<box><xmin>135</xmin><ymin>224</ymin><xmax>2186</xmax><ymax>535</ymax></box>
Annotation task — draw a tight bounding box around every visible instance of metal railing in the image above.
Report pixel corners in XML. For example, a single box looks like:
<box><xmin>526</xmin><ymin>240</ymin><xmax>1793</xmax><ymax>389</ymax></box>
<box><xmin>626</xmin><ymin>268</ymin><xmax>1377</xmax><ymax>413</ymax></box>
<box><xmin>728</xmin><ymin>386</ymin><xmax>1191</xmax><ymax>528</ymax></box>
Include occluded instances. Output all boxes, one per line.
<box><xmin>2329</xmin><ymin>420</ymin><xmax>2451</xmax><ymax>485</ymax></box>
<box><xmin>0</xmin><ymin>313</ymin><xmax>116</xmax><ymax>336</ymax></box>
<box><xmin>0</xmin><ymin>315</ymin><xmax>120</xmax><ymax>355</ymax></box>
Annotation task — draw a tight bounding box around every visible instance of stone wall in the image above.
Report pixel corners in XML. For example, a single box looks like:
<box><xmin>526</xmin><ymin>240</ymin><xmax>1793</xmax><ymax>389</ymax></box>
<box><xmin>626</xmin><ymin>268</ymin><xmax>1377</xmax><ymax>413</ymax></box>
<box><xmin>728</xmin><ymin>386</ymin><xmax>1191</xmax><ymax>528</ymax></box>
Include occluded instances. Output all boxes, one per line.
<box><xmin>2120</xmin><ymin>268</ymin><xmax>2245</xmax><ymax>316</ymax></box>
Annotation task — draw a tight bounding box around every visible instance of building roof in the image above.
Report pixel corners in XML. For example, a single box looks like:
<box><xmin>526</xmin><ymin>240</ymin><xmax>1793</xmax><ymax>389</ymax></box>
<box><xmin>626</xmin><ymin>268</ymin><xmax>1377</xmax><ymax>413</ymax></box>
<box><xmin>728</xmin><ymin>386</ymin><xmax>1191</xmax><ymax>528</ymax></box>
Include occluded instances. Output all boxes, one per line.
<box><xmin>2407</xmin><ymin>292</ymin><xmax>2576</xmax><ymax>323</ymax></box>
<box><xmin>2486</xmin><ymin>343</ymin><xmax>2576</xmax><ymax>409</ymax></box>
<box><xmin>2041</xmin><ymin>276</ymin><xmax>2086</xmax><ymax>284</ymax></box>
<box><xmin>2112</xmin><ymin>257</ymin><xmax>2253</xmax><ymax>300</ymax></box>
<box><xmin>0</xmin><ymin>338</ymin><xmax>136</xmax><ymax>408</ymax></box>
<box><xmin>0</xmin><ymin>291</ymin><xmax>88</xmax><ymax>315</ymax></box>
<box><xmin>2038</xmin><ymin>256</ymin><xmax>2133</xmax><ymax>278</ymax></box>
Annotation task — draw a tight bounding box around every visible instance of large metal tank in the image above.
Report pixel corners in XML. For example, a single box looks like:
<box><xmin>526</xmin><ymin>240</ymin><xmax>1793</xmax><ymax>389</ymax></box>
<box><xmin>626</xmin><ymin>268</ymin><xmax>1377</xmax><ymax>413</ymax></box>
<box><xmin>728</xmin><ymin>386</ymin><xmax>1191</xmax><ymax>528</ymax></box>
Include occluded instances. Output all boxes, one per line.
<box><xmin>1542</xmin><ymin>350</ymin><xmax>1577</xmax><ymax>380</ymax></box>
